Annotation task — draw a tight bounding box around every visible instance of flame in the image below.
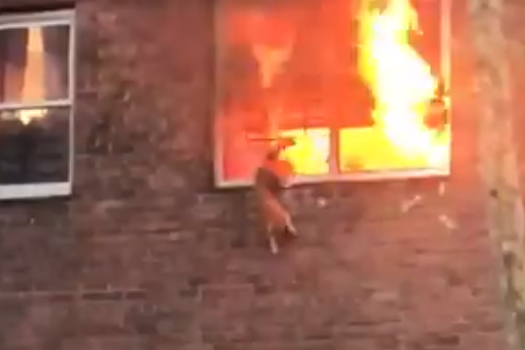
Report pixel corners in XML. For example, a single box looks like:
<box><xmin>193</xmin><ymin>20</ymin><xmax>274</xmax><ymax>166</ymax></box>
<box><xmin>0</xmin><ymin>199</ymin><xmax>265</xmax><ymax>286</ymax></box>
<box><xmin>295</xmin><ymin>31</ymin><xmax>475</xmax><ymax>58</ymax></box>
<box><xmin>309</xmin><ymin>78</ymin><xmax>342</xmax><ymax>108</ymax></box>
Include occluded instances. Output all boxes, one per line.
<box><xmin>251</xmin><ymin>38</ymin><xmax>331</xmax><ymax>174</ymax></box>
<box><xmin>357</xmin><ymin>0</ymin><xmax>448</xmax><ymax>167</ymax></box>
<box><xmin>245</xmin><ymin>0</ymin><xmax>449</xmax><ymax>178</ymax></box>
<box><xmin>251</xmin><ymin>39</ymin><xmax>294</xmax><ymax>139</ymax></box>
<box><xmin>280</xmin><ymin>128</ymin><xmax>330</xmax><ymax>174</ymax></box>
<box><xmin>252</xmin><ymin>43</ymin><xmax>292</xmax><ymax>89</ymax></box>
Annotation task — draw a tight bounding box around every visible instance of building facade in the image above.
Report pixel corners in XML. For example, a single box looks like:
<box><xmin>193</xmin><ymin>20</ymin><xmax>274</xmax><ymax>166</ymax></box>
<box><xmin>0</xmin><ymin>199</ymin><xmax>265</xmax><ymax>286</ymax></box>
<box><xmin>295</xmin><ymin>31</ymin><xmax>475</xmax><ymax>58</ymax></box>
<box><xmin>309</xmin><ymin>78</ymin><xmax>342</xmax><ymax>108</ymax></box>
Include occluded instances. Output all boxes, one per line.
<box><xmin>1</xmin><ymin>0</ymin><xmax>523</xmax><ymax>349</ymax></box>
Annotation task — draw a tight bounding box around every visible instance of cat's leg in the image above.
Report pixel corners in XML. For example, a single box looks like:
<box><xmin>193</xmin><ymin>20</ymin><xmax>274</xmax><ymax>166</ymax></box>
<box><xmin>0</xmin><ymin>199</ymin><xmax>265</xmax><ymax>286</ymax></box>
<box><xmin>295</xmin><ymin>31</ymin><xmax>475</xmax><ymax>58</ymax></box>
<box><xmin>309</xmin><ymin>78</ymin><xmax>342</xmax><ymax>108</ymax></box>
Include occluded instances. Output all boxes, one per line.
<box><xmin>267</xmin><ymin>224</ymin><xmax>279</xmax><ymax>254</ymax></box>
<box><xmin>269</xmin><ymin>235</ymin><xmax>279</xmax><ymax>254</ymax></box>
<box><xmin>284</xmin><ymin>214</ymin><xmax>298</xmax><ymax>236</ymax></box>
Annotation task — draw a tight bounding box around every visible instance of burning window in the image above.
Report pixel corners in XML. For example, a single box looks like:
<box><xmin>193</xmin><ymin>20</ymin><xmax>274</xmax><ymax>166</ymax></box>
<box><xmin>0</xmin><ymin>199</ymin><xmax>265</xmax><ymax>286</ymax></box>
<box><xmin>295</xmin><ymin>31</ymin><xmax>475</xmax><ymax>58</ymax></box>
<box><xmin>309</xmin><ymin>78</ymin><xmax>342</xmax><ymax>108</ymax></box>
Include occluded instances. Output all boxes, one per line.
<box><xmin>215</xmin><ymin>0</ymin><xmax>450</xmax><ymax>186</ymax></box>
<box><xmin>0</xmin><ymin>10</ymin><xmax>74</xmax><ymax>200</ymax></box>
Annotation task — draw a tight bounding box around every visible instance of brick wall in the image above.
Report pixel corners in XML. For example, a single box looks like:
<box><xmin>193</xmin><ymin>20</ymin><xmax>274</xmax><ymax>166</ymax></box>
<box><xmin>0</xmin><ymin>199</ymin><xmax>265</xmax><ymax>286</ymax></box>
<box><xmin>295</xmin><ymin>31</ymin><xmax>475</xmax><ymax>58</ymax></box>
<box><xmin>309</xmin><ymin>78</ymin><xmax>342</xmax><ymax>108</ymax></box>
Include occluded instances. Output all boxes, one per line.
<box><xmin>0</xmin><ymin>0</ymin><xmax>514</xmax><ymax>349</ymax></box>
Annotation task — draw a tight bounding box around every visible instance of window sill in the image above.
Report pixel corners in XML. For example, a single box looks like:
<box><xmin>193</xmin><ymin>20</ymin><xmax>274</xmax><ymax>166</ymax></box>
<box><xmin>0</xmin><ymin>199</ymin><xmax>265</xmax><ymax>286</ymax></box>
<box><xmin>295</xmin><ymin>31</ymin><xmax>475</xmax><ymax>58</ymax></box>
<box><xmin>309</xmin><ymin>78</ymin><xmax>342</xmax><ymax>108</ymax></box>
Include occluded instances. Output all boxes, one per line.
<box><xmin>0</xmin><ymin>182</ymin><xmax>71</xmax><ymax>200</ymax></box>
<box><xmin>215</xmin><ymin>168</ymin><xmax>450</xmax><ymax>188</ymax></box>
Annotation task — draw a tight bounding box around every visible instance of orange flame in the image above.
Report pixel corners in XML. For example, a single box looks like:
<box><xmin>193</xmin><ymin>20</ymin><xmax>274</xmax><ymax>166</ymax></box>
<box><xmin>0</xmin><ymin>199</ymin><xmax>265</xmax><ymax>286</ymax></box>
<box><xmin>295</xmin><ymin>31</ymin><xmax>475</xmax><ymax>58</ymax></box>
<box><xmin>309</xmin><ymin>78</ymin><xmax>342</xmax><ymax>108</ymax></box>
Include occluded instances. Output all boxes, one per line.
<box><xmin>250</xmin><ymin>0</ymin><xmax>450</xmax><ymax>176</ymax></box>
<box><xmin>358</xmin><ymin>0</ymin><xmax>449</xmax><ymax>168</ymax></box>
<box><xmin>280</xmin><ymin>128</ymin><xmax>330</xmax><ymax>175</ymax></box>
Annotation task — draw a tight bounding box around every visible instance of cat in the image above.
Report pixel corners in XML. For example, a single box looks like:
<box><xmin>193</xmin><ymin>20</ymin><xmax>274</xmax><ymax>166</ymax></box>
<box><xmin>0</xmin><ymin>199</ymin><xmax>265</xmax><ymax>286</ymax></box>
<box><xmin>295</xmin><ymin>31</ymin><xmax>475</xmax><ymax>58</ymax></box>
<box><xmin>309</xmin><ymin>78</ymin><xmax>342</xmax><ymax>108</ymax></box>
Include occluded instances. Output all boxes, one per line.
<box><xmin>253</xmin><ymin>139</ymin><xmax>297</xmax><ymax>254</ymax></box>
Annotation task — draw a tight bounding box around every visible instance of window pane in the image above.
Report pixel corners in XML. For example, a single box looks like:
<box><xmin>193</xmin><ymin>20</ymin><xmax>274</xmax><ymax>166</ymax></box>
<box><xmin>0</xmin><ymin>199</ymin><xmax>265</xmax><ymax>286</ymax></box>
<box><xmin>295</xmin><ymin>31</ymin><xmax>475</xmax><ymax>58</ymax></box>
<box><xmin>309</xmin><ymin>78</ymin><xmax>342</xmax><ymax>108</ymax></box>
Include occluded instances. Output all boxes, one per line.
<box><xmin>0</xmin><ymin>107</ymin><xmax>70</xmax><ymax>184</ymax></box>
<box><xmin>217</xmin><ymin>121</ymin><xmax>331</xmax><ymax>182</ymax></box>
<box><xmin>339</xmin><ymin>125</ymin><xmax>450</xmax><ymax>172</ymax></box>
<box><xmin>280</xmin><ymin>128</ymin><xmax>330</xmax><ymax>175</ymax></box>
<box><xmin>339</xmin><ymin>0</ymin><xmax>451</xmax><ymax>174</ymax></box>
<box><xmin>215</xmin><ymin>0</ymin><xmax>451</xmax><ymax>185</ymax></box>
<box><xmin>0</xmin><ymin>25</ymin><xmax>70</xmax><ymax>104</ymax></box>
<box><xmin>215</xmin><ymin>0</ymin><xmax>352</xmax><ymax>183</ymax></box>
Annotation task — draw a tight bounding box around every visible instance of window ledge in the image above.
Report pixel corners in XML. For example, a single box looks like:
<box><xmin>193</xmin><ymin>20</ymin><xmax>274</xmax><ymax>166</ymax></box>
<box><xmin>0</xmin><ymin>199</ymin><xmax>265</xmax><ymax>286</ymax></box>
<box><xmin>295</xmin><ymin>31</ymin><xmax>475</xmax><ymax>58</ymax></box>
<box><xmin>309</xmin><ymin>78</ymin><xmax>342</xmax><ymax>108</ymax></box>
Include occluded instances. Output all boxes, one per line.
<box><xmin>215</xmin><ymin>168</ymin><xmax>450</xmax><ymax>189</ymax></box>
<box><xmin>0</xmin><ymin>182</ymin><xmax>71</xmax><ymax>200</ymax></box>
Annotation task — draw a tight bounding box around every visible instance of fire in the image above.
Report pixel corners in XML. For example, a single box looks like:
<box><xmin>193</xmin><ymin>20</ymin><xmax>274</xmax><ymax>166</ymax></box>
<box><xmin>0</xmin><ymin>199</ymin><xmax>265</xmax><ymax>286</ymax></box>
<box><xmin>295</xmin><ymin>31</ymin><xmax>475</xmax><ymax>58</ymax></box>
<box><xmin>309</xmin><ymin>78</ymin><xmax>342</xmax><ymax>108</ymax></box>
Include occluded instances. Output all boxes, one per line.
<box><xmin>248</xmin><ymin>0</ymin><xmax>449</xmax><ymax>177</ymax></box>
<box><xmin>251</xmin><ymin>42</ymin><xmax>331</xmax><ymax>175</ymax></box>
<box><xmin>280</xmin><ymin>128</ymin><xmax>330</xmax><ymax>174</ymax></box>
<box><xmin>357</xmin><ymin>0</ymin><xmax>448</xmax><ymax>167</ymax></box>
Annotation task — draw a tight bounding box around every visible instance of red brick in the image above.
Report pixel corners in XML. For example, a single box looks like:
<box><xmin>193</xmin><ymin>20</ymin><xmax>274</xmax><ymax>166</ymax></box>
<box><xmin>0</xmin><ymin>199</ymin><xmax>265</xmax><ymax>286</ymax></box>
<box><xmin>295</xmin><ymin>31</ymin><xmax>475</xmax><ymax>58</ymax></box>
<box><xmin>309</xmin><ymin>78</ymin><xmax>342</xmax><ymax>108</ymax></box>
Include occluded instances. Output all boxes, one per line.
<box><xmin>0</xmin><ymin>0</ymin><xmax>512</xmax><ymax>350</ymax></box>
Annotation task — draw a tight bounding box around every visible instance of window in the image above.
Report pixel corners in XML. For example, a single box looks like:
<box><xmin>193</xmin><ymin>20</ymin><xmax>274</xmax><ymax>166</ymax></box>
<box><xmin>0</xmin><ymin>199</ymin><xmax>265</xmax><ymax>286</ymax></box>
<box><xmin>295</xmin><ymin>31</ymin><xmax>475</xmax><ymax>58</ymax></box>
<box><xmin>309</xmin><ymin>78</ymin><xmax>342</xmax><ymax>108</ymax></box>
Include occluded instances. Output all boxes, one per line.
<box><xmin>214</xmin><ymin>0</ymin><xmax>451</xmax><ymax>187</ymax></box>
<box><xmin>0</xmin><ymin>10</ymin><xmax>75</xmax><ymax>200</ymax></box>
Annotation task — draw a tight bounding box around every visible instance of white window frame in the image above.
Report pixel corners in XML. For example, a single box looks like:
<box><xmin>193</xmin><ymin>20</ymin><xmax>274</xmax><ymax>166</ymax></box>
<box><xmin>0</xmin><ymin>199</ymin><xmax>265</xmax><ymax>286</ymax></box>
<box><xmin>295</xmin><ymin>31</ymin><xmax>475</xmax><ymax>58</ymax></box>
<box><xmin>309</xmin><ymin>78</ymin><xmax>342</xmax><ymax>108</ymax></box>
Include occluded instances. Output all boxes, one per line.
<box><xmin>213</xmin><ymin>0</ymin><xmax>451</xmax><ymax>188</ymax></box>
<box><xmin>0</xmin><ymin>9</ymin><xmax>75</xmax><ymax>200</ymax></box>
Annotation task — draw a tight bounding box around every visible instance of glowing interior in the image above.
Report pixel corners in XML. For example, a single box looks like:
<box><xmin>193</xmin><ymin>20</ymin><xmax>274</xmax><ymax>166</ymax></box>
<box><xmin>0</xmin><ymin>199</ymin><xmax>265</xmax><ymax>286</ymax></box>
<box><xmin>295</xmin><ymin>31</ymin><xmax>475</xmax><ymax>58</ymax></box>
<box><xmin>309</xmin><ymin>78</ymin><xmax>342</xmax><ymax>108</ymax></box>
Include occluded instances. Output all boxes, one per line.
<box><xmin>236</xmin><ymin>0</ymin><xmax>451</xmax><ymax>180</ymax></box>
<box><xmin>275</xmin><ymin>0</ymin><xmax>450</xmax><ymax>176</ymax></box>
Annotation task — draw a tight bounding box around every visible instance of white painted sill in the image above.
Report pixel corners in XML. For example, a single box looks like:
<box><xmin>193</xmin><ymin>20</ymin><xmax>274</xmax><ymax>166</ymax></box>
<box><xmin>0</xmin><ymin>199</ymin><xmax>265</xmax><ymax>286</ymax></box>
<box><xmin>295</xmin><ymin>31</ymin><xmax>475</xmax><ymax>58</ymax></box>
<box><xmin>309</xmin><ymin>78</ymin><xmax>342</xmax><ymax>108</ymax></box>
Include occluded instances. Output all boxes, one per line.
<box><xmin>0</xmin><ymin>182</ymin><xmax>72</xmax><ymax>200</ymax></box>
<box><xmin>215</xmin><ymin>168</ymin><xmax>450</xmax><ymax>189</ymax></box>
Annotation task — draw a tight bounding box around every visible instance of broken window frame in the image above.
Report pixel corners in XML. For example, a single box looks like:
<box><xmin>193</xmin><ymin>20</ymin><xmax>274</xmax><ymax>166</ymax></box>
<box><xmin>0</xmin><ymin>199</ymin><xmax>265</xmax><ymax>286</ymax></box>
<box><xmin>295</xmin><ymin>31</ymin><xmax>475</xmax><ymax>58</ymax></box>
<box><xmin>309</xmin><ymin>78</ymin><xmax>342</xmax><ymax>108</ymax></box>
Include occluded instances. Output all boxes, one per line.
<box><xmin>0</xmin><ymin>9</ymin><xmax>75</xmax><ymax>200</ymax></box>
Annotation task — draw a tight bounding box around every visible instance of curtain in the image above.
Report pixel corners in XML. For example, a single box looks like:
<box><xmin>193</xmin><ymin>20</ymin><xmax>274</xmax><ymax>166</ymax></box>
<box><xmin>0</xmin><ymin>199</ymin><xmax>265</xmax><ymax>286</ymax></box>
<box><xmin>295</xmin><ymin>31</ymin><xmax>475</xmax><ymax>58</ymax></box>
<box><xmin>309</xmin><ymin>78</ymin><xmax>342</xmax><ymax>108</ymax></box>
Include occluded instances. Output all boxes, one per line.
<box><xmin>43</xmin><ymin>25</ymin><xmax>69</xmax><ymax>100</ymax></box>
<box><xmin>0</xmin><ymin>29</ymin><xmax>28</xmax><ymax>103</ymax></box>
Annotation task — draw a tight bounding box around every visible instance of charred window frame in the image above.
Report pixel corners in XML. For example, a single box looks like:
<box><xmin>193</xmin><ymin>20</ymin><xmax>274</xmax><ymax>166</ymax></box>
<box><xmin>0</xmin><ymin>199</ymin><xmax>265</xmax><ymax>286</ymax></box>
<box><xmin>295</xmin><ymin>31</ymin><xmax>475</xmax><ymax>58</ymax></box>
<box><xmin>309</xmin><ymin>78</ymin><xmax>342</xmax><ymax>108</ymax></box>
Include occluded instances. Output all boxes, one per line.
<box><xmin>0</xmin><ymin>10</ymin><xmax>75</xmax><ymax>200</ymax></box>
<box><xmin>213</xmin><ymin>0</ymin><xmax>452</xmax><ymax>188</ymax></box>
